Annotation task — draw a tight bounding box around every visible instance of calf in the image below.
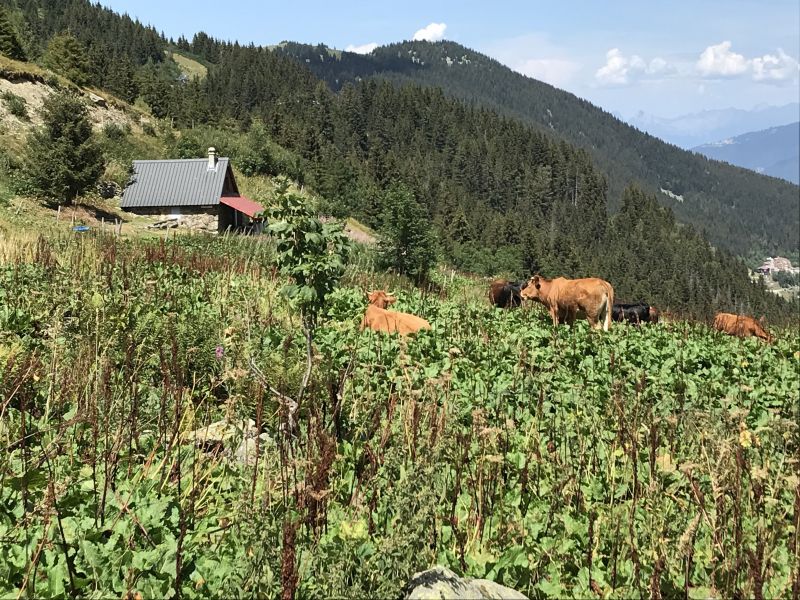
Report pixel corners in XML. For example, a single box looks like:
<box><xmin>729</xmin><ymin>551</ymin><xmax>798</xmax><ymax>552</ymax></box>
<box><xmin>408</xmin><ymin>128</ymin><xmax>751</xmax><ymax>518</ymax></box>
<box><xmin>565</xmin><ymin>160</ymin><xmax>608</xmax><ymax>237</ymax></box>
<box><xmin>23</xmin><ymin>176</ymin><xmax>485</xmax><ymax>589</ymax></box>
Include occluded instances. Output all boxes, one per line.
<box><xmin>360</xmin><ymin>290</ymin><xmax>431</xmax><ymax>336</ymax></box>
<box><xmin>489</xmin><ymin>279</ymin><xmax>528</xmax><ymax>309</ymax></box>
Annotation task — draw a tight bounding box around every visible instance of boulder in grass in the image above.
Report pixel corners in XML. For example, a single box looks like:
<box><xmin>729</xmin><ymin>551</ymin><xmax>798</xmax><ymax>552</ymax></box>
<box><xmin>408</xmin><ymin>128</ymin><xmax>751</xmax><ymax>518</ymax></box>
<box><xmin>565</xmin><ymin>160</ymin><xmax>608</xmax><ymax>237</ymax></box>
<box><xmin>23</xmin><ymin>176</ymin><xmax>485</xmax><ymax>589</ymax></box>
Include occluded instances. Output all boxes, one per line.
<box><xmin>404</xmin><ymin>566</ymin><xmax>528</xmax><ymax>600</ymax></box>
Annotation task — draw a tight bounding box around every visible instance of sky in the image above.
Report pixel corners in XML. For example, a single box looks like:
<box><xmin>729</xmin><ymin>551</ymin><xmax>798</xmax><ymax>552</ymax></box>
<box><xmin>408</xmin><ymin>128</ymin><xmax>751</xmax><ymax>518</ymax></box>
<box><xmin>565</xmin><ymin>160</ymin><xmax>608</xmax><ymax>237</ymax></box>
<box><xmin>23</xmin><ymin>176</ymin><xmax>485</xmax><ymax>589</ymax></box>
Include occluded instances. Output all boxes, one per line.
<box><xmin>100</xmin><ymin>0</ymin><xmax>800</xmax><ymax>120</ymax></box>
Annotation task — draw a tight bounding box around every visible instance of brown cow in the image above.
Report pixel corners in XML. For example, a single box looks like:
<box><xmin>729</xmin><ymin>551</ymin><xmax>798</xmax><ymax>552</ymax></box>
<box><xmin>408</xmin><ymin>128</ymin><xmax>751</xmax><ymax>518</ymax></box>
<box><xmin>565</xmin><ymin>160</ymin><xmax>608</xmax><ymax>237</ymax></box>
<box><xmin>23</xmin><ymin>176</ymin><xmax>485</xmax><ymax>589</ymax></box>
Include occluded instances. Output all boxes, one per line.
<box><xmin>648</xmin><ymin>306</ymin><xmax>660</xmax><ymax>324</ymax></box>
<box><xmin>520</xmin><ymin>274</ymin><xmax>614</xmax><ymax>331</ymax></box>
<box><xmin>360</xmin><ymin>290</ymin><xmax>431</xmax><ymax>336</ymax></box>
<box><xmin>712</xmin><ymin>312</ymin><xmax>772</xmax><ymax>342</ymax></box>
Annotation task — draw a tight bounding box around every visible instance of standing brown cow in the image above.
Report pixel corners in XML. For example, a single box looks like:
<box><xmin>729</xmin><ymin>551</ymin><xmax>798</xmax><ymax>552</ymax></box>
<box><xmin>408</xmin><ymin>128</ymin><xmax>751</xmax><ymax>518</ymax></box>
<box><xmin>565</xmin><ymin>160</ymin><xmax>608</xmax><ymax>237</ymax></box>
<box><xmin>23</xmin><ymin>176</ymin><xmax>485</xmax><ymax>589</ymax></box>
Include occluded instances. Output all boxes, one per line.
<box><xmin>521</xmin><ymin>274</ymin><xmax>614</xmax><ymax>331</ymax></box>
<box><xmin>712</xmin><ymin>312</ymin><xmax>772</xmax><ymax>342</ymax></box>
<box><xmin>360</xmin><ymin>290</ymin><xmax>431</xmax><ymax>336</ymax></box>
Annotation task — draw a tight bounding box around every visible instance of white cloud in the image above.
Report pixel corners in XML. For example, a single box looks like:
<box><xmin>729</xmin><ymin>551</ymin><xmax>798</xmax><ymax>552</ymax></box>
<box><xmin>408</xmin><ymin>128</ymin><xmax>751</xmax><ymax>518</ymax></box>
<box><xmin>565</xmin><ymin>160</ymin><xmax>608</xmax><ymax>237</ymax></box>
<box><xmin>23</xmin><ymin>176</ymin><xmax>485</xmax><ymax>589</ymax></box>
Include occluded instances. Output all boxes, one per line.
<box><xmin>413</xmin><ymin>22</ymin><xmax>447</xmax><ymax>42</ymax></box>
<box><xmin>345</xmin><ymin>42</ymin><xmax>378</xmax><ymax>55</ymax></box>
<box><xmin>751</xmin><ymin>49</ymin><xmax>800</xmax><ymax>82</ymax></box>
<box><xmin>595</xmin><ymin>48</ymin><xmax>631</xmax><ymax>85</ymax></box>
<box><xmin>696</xmin><ymin>41</ymin><xmax>748</xmax><ymax>77</ymax></box>
<box><xmin>695</xmin><ymin>42</ymin><xmax>799</xmax><ymax>83</ymax></box>
<box><xmin>594</xmin><ymin>48</ymin><xmax>675</xmax><ymax>86</ymax></box>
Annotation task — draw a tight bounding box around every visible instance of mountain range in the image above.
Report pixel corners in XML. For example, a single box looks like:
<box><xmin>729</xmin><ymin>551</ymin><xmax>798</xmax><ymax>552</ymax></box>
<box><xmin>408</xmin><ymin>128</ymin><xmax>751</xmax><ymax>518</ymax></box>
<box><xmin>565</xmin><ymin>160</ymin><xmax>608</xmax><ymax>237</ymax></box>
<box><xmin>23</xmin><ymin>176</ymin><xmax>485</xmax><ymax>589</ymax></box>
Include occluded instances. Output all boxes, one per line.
<box><xmin>624</xmin><ymin>104</ymin><xmax>800</xmax><ymax>150</ymax></box>
<box><xmin>692</xmin><ymin>122</ymin><xmax>799</xmax><ymax>185</ymax></box>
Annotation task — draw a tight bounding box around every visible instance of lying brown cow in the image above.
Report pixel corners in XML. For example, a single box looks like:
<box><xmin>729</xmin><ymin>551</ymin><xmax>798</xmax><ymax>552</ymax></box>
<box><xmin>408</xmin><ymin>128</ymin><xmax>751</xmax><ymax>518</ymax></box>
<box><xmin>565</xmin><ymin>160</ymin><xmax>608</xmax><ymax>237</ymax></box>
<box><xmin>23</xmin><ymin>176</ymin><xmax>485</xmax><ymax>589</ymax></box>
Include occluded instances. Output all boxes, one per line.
<box><xmin>521</xmin><ymin>274</ymin><xmax>615</xmax><ymax>331</ymax></box>
<box><xmin>713</xmin><ymin>312</ymin><xmax>772</xmax><ymax>342</ymax></box>
<box><xmin>360</xmin><ymin>290</ymin><xmax>431</xmax><ymax>336</ymax></box>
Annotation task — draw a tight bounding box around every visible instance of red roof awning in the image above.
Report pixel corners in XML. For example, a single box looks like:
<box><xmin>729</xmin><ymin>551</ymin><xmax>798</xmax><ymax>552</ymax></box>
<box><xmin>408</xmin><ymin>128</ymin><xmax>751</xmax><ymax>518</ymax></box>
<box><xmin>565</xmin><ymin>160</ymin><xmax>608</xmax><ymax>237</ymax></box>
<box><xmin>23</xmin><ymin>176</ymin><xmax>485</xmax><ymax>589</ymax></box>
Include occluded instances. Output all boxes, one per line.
<box><xmin>220</xmin><ymin>196</ymin><xmax>264</xmax><ymax>218</ymax></box>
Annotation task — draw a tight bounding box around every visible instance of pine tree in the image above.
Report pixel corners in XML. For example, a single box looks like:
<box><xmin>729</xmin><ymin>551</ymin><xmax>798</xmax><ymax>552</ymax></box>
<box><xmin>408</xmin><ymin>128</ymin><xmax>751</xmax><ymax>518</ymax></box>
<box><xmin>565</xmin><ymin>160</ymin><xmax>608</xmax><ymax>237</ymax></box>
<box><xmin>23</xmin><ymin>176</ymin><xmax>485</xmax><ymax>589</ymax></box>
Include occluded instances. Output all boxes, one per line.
<box><xmin>0</xmin><ymin>7</ymin><xmax>25</xmax><ymax>60</ymax></box>
<box><xmin>21</xmin><ymin>92</ymin><xmax>105</xmax><ymax>205</ymax></box>
<box><xmin>377</xmin><ymin>182</ymin><xmax>438</xmax><ymax>284</ymax></box>
<box><xmin>43</xmin><ymin>33</ymin><xmax>90</xmax><ymax>86</ymax></box>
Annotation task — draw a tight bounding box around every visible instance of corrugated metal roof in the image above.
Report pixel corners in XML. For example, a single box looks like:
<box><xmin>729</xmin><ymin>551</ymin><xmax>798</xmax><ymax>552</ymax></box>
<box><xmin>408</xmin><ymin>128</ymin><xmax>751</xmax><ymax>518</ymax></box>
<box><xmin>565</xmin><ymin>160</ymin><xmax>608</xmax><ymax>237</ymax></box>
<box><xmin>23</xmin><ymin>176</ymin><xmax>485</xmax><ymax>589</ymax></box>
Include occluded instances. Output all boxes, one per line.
<box><xmin>120</xmin><ymin>158</ymin><xmax>231</xmax><ymax>209</ymax></box>
<box><xmin>220</xmin><ymin>196</ymin><xmax>264</xmax><ymax>218</ymax></box>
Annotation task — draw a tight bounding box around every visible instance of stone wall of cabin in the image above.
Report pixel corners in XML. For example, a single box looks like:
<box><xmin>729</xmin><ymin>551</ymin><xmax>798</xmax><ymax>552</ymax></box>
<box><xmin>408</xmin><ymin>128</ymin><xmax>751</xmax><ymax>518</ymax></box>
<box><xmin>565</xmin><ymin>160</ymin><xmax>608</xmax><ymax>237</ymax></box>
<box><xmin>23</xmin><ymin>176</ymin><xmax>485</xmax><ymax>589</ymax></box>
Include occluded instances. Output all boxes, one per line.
<box><xmin>126</xmin><ymin>206</ymin><xmax>220</xmax><ymax>233</ymax></box>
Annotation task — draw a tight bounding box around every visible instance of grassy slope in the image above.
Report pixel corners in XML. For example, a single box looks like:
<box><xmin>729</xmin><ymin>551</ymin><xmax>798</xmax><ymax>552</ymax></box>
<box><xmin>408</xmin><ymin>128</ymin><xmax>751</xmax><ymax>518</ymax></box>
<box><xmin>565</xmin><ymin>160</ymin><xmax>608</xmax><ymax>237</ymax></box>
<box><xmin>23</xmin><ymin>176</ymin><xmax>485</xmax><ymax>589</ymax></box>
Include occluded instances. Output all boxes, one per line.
<box><xmin>169</xmin><ymin>51</ymin><xmax>209</xmax><ymax>80</ymax></box>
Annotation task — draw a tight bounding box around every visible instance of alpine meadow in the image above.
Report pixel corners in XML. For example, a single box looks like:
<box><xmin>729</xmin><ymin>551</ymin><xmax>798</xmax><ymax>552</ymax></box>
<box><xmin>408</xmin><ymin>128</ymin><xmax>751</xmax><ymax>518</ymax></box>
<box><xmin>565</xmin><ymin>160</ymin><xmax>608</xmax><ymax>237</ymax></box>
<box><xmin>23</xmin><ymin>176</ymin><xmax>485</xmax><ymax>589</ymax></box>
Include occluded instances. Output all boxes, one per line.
<box><xmin>0</xmin><ymin>1</ymin><xmax>798</xmax><ymax>599</ymax></box>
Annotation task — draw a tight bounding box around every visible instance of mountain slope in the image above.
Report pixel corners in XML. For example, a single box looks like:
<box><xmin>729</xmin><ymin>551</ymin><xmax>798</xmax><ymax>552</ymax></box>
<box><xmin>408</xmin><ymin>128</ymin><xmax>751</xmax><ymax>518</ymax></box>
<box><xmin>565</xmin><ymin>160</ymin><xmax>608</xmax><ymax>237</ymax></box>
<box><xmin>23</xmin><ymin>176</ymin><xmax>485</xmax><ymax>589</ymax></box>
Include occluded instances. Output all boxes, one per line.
<box><xmin>274</xmin><ymin>40</ymin><xmax>800</xmax><ymax>259</ymax></box>
<box><xmin>692</xmin><ymin>122</ymin><xmax>799</xmax><ymax>185</ymax></box>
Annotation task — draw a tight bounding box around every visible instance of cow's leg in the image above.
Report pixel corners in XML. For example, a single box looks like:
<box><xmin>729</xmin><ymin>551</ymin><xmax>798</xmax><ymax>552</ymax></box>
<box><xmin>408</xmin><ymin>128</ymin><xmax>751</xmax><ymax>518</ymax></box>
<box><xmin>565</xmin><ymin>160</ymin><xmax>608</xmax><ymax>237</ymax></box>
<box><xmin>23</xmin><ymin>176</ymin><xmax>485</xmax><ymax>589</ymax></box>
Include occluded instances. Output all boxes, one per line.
<box><xmin>550</xmin><ymin>308</ymin><xmax>560</xmax><ymax>327</ymax></box>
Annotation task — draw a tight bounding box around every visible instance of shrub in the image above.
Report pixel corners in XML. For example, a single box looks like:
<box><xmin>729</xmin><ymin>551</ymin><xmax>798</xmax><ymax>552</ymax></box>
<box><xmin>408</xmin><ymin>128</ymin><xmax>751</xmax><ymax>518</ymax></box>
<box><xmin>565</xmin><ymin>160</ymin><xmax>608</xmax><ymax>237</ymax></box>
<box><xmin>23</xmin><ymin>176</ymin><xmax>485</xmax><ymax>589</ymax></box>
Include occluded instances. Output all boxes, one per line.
<box><xmin>101</xmin><ymin>122</ymin><xmax>131</xmax><ymax>141</ymax></box>
<box><xmin>1</xmin><ymin>91</ymin><xmax>28</xmax><ymax>120</ymax></box>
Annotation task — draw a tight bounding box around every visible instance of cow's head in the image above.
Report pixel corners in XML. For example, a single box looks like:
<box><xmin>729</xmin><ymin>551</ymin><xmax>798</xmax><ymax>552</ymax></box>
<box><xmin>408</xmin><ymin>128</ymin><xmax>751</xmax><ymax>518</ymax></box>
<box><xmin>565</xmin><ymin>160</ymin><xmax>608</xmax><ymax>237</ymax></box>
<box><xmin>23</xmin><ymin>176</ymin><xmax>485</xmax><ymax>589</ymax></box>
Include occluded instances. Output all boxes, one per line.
<box><xmin>520</xmin><ymin>275</ymin><xmax>544</xmax><ymax>301</ymax></box>
<box><xmin>367</xmin><ymin>290</ymin><xmax>396</xmax><ymax>309</ymax></box>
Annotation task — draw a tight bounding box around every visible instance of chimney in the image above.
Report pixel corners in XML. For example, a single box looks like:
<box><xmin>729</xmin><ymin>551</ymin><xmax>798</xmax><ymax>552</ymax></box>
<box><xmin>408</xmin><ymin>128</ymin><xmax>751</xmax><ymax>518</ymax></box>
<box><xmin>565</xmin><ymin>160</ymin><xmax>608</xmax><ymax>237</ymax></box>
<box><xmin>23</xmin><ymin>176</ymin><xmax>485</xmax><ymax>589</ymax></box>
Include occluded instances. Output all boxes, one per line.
<box><xmin>207</xmin><ymin>147</ymin><xmax>217</xmax><ymax>170</ymax></box>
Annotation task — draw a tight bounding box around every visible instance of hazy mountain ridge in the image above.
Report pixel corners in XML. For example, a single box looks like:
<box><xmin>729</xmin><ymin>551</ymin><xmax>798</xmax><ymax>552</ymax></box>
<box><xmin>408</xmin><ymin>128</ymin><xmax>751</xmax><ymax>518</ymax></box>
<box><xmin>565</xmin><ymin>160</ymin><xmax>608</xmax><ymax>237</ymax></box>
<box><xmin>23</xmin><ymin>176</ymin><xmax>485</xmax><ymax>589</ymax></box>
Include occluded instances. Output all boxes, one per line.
<box><xmin>692</xmin><ymin>122</ymin><xmax>799</xmax><ymax>185</ymax></box>
<box><xmin>626</xmin><ymin>104</ymin><xmax>800</xmax><ymax>150</ymax></box>
<box><xmin>273</xmin><ymin>40</ymin><xmax>799</xmax><ymax>258</ymax></box>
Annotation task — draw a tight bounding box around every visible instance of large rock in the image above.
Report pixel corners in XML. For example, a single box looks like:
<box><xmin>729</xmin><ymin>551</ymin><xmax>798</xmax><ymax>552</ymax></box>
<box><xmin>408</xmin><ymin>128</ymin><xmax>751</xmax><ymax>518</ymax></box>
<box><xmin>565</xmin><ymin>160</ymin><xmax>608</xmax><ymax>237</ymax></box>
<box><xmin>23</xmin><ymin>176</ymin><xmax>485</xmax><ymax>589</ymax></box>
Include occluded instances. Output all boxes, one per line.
<box><xmin>183</xmin><ymin>418</ymin><xmax>273</xmax><ymax>466</ymax></box>
<box><xmin>405</xmin><ymin>566</ymin><xmax>528</xmax><ymax>600</ymax></box>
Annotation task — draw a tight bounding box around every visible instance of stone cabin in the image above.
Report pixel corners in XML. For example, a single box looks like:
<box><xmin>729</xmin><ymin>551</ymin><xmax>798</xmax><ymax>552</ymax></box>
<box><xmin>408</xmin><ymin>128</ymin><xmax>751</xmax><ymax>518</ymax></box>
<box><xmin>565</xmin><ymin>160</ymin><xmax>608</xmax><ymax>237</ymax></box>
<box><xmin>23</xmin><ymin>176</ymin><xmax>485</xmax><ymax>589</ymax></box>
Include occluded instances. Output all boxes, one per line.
<box><xmin>120</xmin><ymin>148</ymin><xmax>264</xmax><ymax>233</ymax></box>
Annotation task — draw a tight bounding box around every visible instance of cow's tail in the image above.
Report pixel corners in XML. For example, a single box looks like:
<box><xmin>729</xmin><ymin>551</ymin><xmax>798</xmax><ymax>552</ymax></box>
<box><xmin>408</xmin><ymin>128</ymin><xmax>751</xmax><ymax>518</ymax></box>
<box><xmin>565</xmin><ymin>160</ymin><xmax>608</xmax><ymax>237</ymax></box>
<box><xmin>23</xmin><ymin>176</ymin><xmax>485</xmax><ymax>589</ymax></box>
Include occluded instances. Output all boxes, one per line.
<box><xmin>603</xmin><ymin>282</ymin><xmax>614</xmax><ymax>331</ymax></box>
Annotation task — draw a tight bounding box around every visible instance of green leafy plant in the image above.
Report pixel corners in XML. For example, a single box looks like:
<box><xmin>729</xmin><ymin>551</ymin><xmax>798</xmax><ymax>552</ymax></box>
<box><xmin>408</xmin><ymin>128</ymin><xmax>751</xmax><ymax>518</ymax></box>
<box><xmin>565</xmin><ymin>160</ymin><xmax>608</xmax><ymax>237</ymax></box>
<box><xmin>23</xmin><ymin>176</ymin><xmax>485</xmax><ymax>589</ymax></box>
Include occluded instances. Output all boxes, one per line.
<box><xmin>268</xmin><ymin>179</ymin><xmax>351</xmax><ymax>405</ymax></box>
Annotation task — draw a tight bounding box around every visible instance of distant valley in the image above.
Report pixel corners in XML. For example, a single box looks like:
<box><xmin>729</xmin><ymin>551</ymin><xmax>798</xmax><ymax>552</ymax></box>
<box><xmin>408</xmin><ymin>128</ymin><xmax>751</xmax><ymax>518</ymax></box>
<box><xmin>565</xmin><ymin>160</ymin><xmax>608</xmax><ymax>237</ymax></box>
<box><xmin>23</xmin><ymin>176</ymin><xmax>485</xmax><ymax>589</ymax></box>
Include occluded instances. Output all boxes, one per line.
<box><xmin>691</xmin><ymin>122</ymin><xmax>799</xmax><ymax>185</ymax></box>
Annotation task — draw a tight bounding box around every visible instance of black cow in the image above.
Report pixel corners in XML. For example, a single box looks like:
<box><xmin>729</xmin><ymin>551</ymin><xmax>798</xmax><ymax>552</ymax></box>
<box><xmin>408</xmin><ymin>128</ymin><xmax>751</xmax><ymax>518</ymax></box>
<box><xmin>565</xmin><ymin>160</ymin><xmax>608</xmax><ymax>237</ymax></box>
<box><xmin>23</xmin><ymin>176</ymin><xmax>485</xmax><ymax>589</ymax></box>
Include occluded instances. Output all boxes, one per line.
<box><xmin>489</xmin><ymin>279</ymin><xmax>528</xmax><ymax>309</ymax></box>
<box><xmin>612</xmin><ymin>302</ymin><xmax>652</xmax><ymax>324</ymax></box>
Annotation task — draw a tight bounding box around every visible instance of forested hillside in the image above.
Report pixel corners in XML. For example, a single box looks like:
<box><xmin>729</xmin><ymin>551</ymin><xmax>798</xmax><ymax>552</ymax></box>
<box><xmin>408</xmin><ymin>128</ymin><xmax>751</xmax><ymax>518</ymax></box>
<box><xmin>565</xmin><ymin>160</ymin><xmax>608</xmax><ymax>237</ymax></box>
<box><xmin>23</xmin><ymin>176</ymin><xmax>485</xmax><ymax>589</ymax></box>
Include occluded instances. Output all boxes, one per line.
<box><xmin>273</xmin><ymin>40</ymin><xmax>800</xmax><ymax>260</ymax></box>
<box><xmin>0</xmin><ymin>0</ymin><xmax>796</xmax><ymax>322</ymax></box>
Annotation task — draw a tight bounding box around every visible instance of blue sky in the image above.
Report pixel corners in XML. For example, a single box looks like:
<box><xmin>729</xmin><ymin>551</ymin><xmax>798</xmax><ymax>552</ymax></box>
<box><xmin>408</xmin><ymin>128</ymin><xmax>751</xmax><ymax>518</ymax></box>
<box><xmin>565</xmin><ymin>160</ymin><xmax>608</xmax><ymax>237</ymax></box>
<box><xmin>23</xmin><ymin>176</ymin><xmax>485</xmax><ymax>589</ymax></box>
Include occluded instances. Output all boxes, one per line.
<box><xmin>101</xmin><ymin>0</ymin><xmax>800</xmax><ymax>119</ymax></box>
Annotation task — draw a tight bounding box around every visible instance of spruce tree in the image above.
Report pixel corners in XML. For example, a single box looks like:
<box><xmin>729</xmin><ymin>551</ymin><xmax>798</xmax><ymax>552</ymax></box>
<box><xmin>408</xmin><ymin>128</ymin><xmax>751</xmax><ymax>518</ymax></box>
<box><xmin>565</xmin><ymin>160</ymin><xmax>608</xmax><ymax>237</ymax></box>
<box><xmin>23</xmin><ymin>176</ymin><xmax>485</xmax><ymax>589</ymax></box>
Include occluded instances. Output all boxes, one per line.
<box><xmin>0</xmin><ymin>7</ymin><xmax>25</xmax><ymax>60</ymax></box>
<box><xmin>43</xmin><ymin>33</ymin><xmax>90</xmax><ymax>86</ymax></box>
<box><xmin>377</xmin><ymin>182</ymin><xmax>438</xmax><ymax>284</ymax></box>
<box><xmin>21</xmin><ymin>92</ymin><xmax>105</xmax><ymax>205</ymax></box>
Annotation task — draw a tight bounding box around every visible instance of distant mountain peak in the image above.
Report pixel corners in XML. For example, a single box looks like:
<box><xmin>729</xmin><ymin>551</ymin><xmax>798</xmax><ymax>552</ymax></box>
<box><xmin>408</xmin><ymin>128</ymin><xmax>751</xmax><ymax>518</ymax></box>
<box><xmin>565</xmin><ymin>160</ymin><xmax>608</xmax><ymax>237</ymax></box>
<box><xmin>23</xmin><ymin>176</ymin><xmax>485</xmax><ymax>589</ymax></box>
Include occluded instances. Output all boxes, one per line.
<box><xmin>692</xmin><ymin>122</ymin><xmax>799</xmax><ymax>184</ymax></box>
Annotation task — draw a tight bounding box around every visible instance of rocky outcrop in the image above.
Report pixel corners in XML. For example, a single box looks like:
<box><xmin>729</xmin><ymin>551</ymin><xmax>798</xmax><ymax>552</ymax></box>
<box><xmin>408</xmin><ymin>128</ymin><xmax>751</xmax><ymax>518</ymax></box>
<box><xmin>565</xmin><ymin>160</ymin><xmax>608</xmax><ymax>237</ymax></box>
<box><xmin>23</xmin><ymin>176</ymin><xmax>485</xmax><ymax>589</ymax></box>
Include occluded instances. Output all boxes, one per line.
<box><xmin>404</xmin><ymin>566</ymin><xmax>528</xmax><ymax>600</ymax></box>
